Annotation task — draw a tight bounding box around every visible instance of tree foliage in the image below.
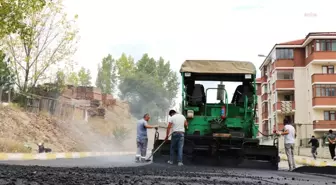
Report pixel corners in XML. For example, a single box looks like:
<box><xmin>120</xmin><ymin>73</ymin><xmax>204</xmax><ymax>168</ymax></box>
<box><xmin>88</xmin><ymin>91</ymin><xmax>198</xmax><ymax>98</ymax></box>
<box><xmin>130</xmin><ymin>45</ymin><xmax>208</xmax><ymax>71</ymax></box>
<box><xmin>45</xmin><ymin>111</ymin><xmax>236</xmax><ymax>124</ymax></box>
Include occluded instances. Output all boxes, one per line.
<box><xmin>95</xmin><ymin>54</ymin><xmax>117</xmax><ymax>94</ymax></box>
<box><xmin>0</xmin><ymin>0</ymin><xmax>46</xmax><ymax>39</ymax></box>
<box><xmin>54</xmin><ymin>69</ymin><xmax>66</xmax><ymax>92</ymax></box>
<box><xmin>78</xmin><ymin>67</ymin><xmax>92</xmax><ymax>86</ymax></box>
<box><xmin>116</xmin><ymin>53</ymin><xmax>179</xmax><ymax>122</ymax></box>
<box><xmin>0</xmin><ymin>51</ymin><xmax>15</xmax><ymax>88</ymax></box>
<box><xmin>1</xmin><ymin>0</ymin><xmax>79</xmax><ymax>93</ymax></box>
<box><xmin>0</xmin><ymin>51</ymin><xmax>15</xmax><ymax>102</ymax></box>
<box><xmin>67</xmin><ymin>72</ymin><xmax>79</xmax><ymax>87</ymax></box>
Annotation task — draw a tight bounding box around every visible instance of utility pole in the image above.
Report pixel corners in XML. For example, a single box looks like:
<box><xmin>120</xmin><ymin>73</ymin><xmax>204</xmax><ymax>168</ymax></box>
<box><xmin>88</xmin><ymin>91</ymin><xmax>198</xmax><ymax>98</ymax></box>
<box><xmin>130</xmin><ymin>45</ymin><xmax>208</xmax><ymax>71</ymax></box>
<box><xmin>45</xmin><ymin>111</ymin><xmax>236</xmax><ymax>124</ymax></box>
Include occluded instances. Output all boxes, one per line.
<box><xmin>296</xmin><ymin>123</ymin><xmax>302</xmax><ymax>156</ymax></box>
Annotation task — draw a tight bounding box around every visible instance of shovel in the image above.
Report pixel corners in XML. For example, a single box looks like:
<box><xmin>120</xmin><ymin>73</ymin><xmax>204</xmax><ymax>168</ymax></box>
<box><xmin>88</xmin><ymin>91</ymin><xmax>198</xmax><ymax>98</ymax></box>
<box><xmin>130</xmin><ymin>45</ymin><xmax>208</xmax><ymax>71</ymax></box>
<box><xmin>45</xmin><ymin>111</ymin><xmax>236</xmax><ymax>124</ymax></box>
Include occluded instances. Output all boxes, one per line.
<box><xmin>145</xmin><ymin>132</ymin><xmax>173</xmax><ymax>162</ymax></box>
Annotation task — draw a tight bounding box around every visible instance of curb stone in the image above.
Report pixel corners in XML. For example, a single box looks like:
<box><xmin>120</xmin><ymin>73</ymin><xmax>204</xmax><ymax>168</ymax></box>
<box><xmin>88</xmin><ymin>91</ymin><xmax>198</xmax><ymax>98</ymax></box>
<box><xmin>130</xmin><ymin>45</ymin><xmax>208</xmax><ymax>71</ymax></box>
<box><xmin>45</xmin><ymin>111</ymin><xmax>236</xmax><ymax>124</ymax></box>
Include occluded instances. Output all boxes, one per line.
<box><xmin>279</xmin><ymin>154</ymin><xmax>336</xmax><ymax>167</ymax></box>
<box><xmin>0</xmin><ymin>152</ymin><xmax>136</xmax><ymax>161</ymax></box>
<box><xmin>5</xmin><ymin>151</ymin><xmax>335</xmax><ymax>167</ymax></box>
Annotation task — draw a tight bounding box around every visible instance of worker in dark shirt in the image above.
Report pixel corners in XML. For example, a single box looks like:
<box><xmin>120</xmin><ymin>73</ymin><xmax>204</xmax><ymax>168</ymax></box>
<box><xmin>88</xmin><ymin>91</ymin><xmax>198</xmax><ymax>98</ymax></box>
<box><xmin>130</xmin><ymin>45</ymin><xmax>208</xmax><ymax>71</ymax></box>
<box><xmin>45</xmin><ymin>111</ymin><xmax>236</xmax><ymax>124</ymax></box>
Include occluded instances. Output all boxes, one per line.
<box><xmin>308</xmin><ymin>135</ymin><xmax>319</xmax><ymax>159</ymax></box>
<box><xmin>327</xmin><ymin>130</ymin><xmax>336</xmax><ymax>160</ymax></box>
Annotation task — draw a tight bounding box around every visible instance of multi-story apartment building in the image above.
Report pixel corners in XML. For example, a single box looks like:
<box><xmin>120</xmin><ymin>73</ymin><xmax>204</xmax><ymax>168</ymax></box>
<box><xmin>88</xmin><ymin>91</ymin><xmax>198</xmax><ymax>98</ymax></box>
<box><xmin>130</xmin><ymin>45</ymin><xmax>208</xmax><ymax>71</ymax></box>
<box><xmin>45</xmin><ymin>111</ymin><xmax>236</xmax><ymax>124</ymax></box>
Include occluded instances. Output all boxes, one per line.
<box><xmin>257</xmin><ymin>32</ymin><xmax>336</xmax><ymax>139</ymax></box>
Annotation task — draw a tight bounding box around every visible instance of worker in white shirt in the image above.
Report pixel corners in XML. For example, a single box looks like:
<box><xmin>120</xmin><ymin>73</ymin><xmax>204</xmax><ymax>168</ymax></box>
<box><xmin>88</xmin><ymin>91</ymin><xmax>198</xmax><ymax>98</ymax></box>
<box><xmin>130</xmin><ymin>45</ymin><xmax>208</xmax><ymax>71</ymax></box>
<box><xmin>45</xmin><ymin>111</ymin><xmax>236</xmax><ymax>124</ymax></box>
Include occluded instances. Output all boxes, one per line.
<box><xmin>277</xmin><ymin>121</ymin><xmax>296</xmax><ymax>171</ymax></box>
<box><xmin>165</xmin><ymin>110</ymin><xmax>188</xmax><ymax>166</ymax></box>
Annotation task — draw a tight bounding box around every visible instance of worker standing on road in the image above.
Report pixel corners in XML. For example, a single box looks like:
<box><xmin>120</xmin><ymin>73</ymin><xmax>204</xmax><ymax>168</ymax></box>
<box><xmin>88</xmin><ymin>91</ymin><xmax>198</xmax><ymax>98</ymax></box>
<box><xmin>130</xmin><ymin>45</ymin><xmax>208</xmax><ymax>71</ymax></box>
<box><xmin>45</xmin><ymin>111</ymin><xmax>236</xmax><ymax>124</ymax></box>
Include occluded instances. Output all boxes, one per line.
<box><xmin>165</xmin><ymin>110</ymin><xmax>188</xmax><ymax>166</ymax></box>
<box><xmin>326</xmin><ymin>130</ymin><xmax>336</xmax><ymax>161</ymax></box>
<box><xmin>308</xmin><ymin>135</ymin><xmax>319</xmax><ymax>160</ymax></box>
<box><xmin>135</xmin><ymin>113</ymin><xmax>158</xmax><ymax>163</ymax></box>
<box><xmin>277</xmin><ymin>122</ymin><xmax>296</xmax><ymax>171</ymax></box>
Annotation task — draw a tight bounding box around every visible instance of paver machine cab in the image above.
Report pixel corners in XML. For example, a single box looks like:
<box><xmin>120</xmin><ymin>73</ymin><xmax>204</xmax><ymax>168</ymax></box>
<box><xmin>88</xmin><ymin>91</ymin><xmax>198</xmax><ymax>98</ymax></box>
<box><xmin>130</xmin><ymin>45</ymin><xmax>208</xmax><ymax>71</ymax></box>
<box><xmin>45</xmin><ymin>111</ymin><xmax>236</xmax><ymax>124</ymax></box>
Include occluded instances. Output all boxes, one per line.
<box><xmin>152</xmin><ymin>60</ymin><xmax>280</xmax><ymax>170</ymax></box>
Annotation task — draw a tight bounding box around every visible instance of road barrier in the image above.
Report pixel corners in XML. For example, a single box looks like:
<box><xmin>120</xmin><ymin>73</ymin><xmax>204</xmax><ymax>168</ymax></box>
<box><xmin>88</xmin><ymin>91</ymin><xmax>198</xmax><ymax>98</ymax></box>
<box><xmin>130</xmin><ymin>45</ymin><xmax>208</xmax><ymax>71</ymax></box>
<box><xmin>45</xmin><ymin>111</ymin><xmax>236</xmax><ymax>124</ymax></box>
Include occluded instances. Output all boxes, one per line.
<box><xmin>0</xmin><ymin>152</ymin><xmax>136</xmax><ymax>161</ymax></box>
<box><xmin>280</xmin><ymin>154</ymin><xmax>336</xmax><ymax>167</ymax></box>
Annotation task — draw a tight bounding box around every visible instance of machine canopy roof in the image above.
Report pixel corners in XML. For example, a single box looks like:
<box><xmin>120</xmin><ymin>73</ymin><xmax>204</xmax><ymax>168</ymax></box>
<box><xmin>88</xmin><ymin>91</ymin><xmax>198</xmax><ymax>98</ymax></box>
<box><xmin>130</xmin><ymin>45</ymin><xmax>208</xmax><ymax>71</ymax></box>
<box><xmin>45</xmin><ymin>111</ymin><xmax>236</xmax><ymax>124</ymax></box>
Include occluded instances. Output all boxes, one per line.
<box><xmin>180</xmin><ymin>60</ymin><xmax>256</xmax><ymax>74</ymax></box>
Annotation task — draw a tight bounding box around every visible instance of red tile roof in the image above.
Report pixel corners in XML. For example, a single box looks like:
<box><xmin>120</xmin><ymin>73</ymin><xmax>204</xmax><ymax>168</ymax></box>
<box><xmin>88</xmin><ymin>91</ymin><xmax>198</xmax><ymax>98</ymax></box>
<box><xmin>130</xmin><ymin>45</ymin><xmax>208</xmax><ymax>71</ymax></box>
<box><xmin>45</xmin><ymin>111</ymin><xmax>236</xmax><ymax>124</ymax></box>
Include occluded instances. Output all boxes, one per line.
<box><xmin>278</xmin><ymin>32</ymin><xmax>336</xmax><ymax>46</ymax></box>
<box><xmin>256</xmin><ymin>78</ymin><xmax>262</xmax><ymax>83</ymax></box>
<box><xmin>278</xmin><ymin>39</ymin><xmax>305</xmax><ymax>45</ymax></box>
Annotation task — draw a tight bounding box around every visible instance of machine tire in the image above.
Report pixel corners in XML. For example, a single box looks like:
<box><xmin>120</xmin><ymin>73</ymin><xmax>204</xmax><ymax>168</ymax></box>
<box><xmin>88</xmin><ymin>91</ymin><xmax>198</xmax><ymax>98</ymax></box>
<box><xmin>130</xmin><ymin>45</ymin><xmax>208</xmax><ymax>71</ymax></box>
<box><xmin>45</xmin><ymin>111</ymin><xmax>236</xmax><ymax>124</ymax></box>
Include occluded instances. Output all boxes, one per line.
<box><xmin>270</xmin><ymin>156</ymin><xmax>280</xmax><ymax>170</ymax></box>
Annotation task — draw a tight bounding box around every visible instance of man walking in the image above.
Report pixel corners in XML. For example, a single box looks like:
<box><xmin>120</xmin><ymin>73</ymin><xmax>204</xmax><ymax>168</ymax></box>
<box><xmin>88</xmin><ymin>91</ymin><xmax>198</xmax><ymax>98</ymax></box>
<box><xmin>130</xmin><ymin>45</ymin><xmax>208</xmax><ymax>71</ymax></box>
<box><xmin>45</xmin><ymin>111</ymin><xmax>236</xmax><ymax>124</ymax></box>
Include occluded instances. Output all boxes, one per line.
<box><xmin>165</xmin><ymin>110</ymin><xmax>188</xmax><ymax>166</ymax></box>
<box><xmin>327</xmin><ymin>130</ymin><xmax>336</xmax><ymax>161</ymax></box>
<box><xmin>308</xmin><ymin>135</ymin><xmax>319</xmax><ymax>159</ymax></box>
<box><xmin>277</xmin><ymin>122</ymin><xmax>296</xmax><ymax>171</ymax></box>
<box><xmin>135</xmin><ymin>113</ymin><xmax>158</xmax><ymax>163</ymax></box>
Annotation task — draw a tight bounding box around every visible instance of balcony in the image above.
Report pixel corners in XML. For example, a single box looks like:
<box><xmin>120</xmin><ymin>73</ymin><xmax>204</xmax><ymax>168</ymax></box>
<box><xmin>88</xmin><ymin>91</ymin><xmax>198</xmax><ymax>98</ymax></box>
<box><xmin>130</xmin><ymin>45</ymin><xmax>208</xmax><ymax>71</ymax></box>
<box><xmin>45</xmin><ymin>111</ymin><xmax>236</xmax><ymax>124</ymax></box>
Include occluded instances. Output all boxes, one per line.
<box><xmin>261</xmin><ymin>112</ymin><xmax>268</xmax><ymax>120</ymax></box>
<box><xmin>313</xmin><ymin>120</ymin><xmax>336</xmax><ymax>130</ymax></box>
<box><xmin>261</xmin><ymin>122</ymin><xmax>269</xmax><ymax>135</ymax></box>
<box><xmin>260</xmin><ymin>76</ymin><xmax>267</xmax><ymax>84</ymax></box>
<box><xmin>261</xmin><ymin>94</ymin><xmax>268</xmax><ymax>102</ymax></box>
<box><xmin>273</xmin><ymin>101</ymin><xmax>296</xmax><ymax>112</ymax></box>
<box><xmin>272</xmin><ymin>80</ymin><xmax>295</xmax><ymax>91</ymax></box>
<box><xmin>312</xmin><ymin>74</ymin><xmax>336</xmax><ymax>83</ymax></box>
<box><xmin>273</xmin><ymin>59</ymin><xmax>294</xmax><ymax>68</ymax></box>
<box><xmin>306</xmin><ymin>51</ymin><xmax>336</xmax><ymax>63</ymax></box>
<box><xmin>312</xmin><ymin>97</ymin><xmax>336</xmax><ymax>107</ymax></box>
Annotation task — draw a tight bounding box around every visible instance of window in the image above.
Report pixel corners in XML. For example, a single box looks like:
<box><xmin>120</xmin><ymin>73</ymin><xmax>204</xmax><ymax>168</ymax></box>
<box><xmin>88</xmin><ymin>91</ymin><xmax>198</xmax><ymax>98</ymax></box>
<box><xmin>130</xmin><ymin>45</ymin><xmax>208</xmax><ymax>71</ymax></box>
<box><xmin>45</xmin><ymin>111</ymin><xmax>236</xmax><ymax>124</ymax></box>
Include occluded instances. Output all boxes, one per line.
<box><xmin>324</xmin><ymin>111</ymin><xmax>336</xmax><ymax>121</ymax></box>
<box><xmin>314</xmin><ymin>84</ymin><xmax>336</xmax><ymax>97</ymax></box>
<box><xmin>322</xmin><ymin>65</ymin><xmax>334</xmax><ymax>74</ymax></box>
<box><xmin>316</xmin><ymin>40</ymin><xmax>336</xmax><ymax>51</ymax></box>
<box><xmin>263</xmin><ymin>85</ymin><xmax>267</xmax><ymax>93</ymax></box>
<box><xmin>331</xmin><ymin>40</ymin><xmax>336</xmax><ymax>51</ymax></box>
<box><xmin>283</xmin><ymin>74</ymin><xmax>290</xmax><ymax>79</ymax></box>
<box><xmin>276</xmin><ymin>49</ymin><xmax>294</xmax><ymax>59</ymax></box>
<box><xmin>284</xmin><ymin>95</ymin><xmax>291</xmax><ymax>101</ymax></box>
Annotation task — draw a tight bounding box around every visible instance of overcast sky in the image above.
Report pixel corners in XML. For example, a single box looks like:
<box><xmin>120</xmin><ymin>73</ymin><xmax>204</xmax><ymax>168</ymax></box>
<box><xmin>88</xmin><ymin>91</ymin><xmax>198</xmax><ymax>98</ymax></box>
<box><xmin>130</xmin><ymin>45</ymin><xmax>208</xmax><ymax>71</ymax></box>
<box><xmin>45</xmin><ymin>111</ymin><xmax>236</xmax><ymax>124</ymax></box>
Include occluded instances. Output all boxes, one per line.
<box><xmin>63</xmin><ymin>0</ymin><xmax>336</xmax><ymax>107</ymax></box>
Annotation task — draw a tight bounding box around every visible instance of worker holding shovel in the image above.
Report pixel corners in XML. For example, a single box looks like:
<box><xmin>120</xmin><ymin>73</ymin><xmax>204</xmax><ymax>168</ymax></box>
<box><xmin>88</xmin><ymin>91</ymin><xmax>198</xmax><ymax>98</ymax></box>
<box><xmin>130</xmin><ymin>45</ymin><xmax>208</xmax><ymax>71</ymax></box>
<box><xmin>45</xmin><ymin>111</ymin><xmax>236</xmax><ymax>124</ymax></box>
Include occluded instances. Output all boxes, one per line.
<box><xmin>165</xmin><ymin>110</ymin><xmax>188</xmax><ymax>166</ymax></box>
<box><xmin>135</xmin><ymin>113</ymin><xmax>158</xmax><ymax>163</ymax></box>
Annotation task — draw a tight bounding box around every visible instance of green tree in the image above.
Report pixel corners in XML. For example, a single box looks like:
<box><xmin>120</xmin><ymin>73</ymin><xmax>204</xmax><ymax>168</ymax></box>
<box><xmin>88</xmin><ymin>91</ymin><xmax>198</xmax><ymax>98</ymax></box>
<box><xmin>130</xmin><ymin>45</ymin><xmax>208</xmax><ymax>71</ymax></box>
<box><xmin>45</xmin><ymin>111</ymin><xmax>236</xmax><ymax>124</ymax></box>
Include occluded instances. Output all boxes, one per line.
<box><xmin>95</xmin><ymin>54</ymin><xmax>117</xmax><ymax>94</ymax></box>
<box><xmin>0</xmin><ymin>0</ymin><xmax>46</xmax><ymax>39</ymax></box>
<box><xmin>78</xmin><ymin>67</ymin><xmax>92</xmax><ymax>86</ymax></box>
<box><xmin>55</xmin><ymin>69</ymin><xmax>66</xmax><ymax>92</ymax></box>
<box><xmin>0</xmin><ymin>51</ymin><xmax>15</xmax><ymax>102</ymax></box>
<box><xmin>1</xmin><ymin>0</ymin><xmax>79</xmax><ymax>93</ymax></box>
<box><xmin>67</xmin><ymin>72</ymin><xmax>79</xmax><ymax>86</ymax></box>
<box><xmin>116</xmin><ymin>53</ymin><xmax>179</xmax><ymax>122</ymax></box>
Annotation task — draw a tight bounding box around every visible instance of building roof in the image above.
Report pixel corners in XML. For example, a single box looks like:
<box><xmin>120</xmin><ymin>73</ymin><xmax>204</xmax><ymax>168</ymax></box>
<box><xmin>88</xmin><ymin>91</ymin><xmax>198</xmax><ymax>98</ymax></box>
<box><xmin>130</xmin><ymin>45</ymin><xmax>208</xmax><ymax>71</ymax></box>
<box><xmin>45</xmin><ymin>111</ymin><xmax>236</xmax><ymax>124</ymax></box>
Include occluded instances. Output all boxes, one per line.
<box><xmin>306</xmin><ymin>32</ymin><xmax>336</xmax><ymax>38</ymax></box>
<box><xmin>180</xmin><ymin>60</ymin><xmax>256</xmax><ymax>74</ymax></box>
<box><xmin>256</xmin><ymin>78</ymin><xmax>262</xmax><ymax>83</ymax></box>
<box><xmin>278</xmin><ymin>39</ymin><xmax>305</xmax><ymax>45</ymax></box>
<box><xmin>259</xmin><ymin>32</ymin><xmax>336</xmax><ymax>69</ymax></box>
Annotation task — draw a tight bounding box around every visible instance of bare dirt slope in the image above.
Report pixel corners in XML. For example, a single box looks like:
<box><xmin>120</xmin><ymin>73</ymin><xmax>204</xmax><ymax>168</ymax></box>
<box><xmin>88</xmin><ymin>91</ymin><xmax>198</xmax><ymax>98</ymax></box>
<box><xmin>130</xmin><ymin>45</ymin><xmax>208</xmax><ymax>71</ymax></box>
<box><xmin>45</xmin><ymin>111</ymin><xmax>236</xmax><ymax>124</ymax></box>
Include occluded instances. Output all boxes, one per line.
<box><xmin>0</xmin><ymin>100</ymin><xmax>149</xmax><ymax>153</ymax></box>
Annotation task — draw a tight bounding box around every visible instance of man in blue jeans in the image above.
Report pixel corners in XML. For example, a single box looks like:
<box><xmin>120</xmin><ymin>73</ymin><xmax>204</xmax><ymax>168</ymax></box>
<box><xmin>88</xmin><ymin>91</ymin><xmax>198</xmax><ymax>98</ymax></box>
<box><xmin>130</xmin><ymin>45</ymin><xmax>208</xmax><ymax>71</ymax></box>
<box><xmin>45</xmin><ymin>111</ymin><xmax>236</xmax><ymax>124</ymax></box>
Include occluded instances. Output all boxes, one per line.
<box><xmin>165</xmin><ymin>110</ymin><xmax>188</xmax><ymax>166</ymax></box>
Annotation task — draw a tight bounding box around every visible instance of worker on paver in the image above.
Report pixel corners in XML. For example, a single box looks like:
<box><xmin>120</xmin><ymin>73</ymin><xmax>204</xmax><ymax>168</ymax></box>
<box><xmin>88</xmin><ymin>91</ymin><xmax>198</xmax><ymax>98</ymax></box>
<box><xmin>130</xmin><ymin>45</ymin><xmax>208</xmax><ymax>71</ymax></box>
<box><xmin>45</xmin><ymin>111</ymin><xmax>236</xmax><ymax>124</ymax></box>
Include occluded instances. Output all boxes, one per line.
<box><xmin>135</xmin><ymin>113</ymin><xmax>158</xmax><ymax>163</ymax></box>
<box><xmin>326</xmin><ymin>129</ymin><xmax>336</xmax><ymax>161</ymax></box>
<box><xmin>308</xmin><ymin>135</ymin><xmax>319</xmax><ymax>160</ymax></box>
<box><xmin>277</xmin><ymin>121</ymin><xmax>296</xmax><ymax>171</ymax></box>
<box><xmin>165</xmin><ymin>110</ymin><xmax>188</xmax><ymax>166</ymax></box>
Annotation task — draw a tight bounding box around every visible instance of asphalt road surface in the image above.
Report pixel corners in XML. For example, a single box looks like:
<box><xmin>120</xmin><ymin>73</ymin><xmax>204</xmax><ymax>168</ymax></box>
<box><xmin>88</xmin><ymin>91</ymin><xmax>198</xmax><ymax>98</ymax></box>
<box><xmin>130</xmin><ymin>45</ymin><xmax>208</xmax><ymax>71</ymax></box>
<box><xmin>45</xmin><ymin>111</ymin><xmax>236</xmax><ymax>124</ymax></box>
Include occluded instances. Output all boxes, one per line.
<box><xmin>0</xmin><ymin>155</ymin><xmax>335</xmax><ymax>185</ymax></box>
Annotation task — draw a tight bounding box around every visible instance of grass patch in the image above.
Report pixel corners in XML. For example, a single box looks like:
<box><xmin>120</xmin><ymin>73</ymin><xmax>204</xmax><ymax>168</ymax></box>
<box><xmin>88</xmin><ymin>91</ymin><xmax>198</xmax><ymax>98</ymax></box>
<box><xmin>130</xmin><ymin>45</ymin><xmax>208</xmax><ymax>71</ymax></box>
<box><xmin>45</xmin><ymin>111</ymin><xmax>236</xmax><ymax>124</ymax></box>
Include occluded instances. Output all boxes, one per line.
<box><xmin>0</xmin><ymin>138</ymin><xmax>32</xmax><ymax>153</ymax></box>
<box><xmin>7</xmin><ymin>102</ymin><xmax>22</xmax><ymax>110</ymax></box>
<box><xmin>112</xmin><ymin>125</ymin><xmax>131</xmax><ymax>143</ymax></box>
